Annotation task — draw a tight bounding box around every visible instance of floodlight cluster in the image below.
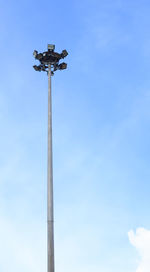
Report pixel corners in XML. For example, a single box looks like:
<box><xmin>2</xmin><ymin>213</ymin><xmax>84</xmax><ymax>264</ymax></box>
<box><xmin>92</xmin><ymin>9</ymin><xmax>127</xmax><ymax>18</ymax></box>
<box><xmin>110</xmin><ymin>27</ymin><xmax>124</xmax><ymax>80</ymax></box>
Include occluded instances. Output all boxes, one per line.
<box><xmin>33</xmin><ymin>44</ymin><xmax>68</xmax><ymax>75</ymax></box>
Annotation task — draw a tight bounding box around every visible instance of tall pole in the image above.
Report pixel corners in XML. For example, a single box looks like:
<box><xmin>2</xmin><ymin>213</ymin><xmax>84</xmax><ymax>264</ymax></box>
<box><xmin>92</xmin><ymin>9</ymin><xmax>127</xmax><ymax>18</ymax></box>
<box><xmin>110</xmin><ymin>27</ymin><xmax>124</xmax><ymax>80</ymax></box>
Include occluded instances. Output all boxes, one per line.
<box><xmin>47</xmin><ymin>64</ymin><xmax>55</xmax><ymax>272</ymax></box>
<box><xmin>33</xmin><ymin>44</ymin><xmax>68</xmax><ymax>272</ymax></box>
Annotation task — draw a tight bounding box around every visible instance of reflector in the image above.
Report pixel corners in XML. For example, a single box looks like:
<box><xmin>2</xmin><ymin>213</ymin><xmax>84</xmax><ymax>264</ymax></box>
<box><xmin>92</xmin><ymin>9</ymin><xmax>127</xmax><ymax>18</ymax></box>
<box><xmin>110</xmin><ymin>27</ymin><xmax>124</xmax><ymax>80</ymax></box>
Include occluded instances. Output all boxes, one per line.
<box><xmin>59</xmin><ymin>62</ymin><xmax>67</xmax><ymax>70</ymax></box>
<box><xmin>33</xmin><ymin>65</ymin><xmax>41</xmax><ymax>71</ymax></box>
<box><xmin>33</xmin><ymin>50</ymin><xmax>38</xmax><ymax>58</ymax></box>
<box><xmin>33</xmin><ymin>45</ymin><xmax>68</xmax><ymax>74</ymax></box>
<box><xmin>48</xmin><ymin>44</ymin><xmax>55</xmax><ymax>51</ymax></box>
<box><xmin>61</xmin><ymin>50</ymin><xmax>68</xmax><ymax>58</ymax></box>
<box><xmin>36</xmin><ymin>53</ymin><xmax>43</xmax><ymax>60</ymax></box>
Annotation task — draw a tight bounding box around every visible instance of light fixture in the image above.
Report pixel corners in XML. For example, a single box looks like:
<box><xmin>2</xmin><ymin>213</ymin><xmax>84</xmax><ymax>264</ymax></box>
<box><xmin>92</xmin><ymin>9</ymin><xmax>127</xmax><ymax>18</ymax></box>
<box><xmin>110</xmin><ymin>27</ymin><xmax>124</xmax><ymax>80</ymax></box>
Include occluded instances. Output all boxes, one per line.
<box><xmin>33</xmin><ymin>50</ymin><xmax>38</xmax><ymax>58</ymax></box>
<box><xmin>33</xmin><ymin>44</ymin><xmax>68</xmax><ymax>75</ymax></box>
<box><xmin>33</xmin><ymin>65</ymin><xmax>41</xmax><ymax>71</ymax></box>
<box><xmin>59</xmin><ymin>62</ymin><xmax>67</xmax><ymax>70</ymax></box>
<box><xmin>36</xmin><ymin>53</ymin><xmax>43</xmax><ymax>60</ymax></box>
<box><xmin>48</xmin><ymin>44</ymin><xmax>55</xmax><ymax>51</ymax></box>
<box><xmin>61</xmin><ymin>50</ymin><xmax>68</xmax><ymax>58</ymax></box>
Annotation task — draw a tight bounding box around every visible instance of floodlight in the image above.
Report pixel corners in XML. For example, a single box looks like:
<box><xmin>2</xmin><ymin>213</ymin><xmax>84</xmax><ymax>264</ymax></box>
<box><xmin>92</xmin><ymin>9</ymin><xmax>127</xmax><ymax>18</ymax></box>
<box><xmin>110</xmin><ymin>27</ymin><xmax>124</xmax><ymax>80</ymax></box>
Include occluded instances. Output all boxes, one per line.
<box><xmin>33</xmin><ymin>50</ymin><xmax>38</xmax><ymax>58</ymax></box>
<box><xmin>33</xmin><ymin>44</ymin><xmax>68</xmax><ymax>75</ymax></box>
<box><xmin>61</xmin><ymin>50</ymin><xmax>68</xmax><ymax>58</ymax></box>
<box><xmin>33</xmin><ymin>65</ymin><xmax>41</xmax><ymax>71</ymax></box>
<box><xmin>59</xmin><ymin>62</ymin><xmax>67</xmax><ymax>70</ymax></box>
<box><xmin>36</xmin><ymin>53</ymin><xmax>43</xmax><ymax>60</ymax></box>
<box><xmin>48</xmin><ymin>44</ymin><xmax>55</xmax><ymax>51</ymax></box>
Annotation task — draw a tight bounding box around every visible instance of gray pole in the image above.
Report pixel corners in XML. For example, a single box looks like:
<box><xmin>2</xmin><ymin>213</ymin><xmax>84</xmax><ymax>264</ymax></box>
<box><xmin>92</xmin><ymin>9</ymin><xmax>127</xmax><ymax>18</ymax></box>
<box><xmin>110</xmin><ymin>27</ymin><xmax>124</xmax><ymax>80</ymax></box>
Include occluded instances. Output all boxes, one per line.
<box><xmin>33</xmin><ymin>44</ymin><xmax>68</xmax><ymax>272</ymax></box>
<box><xmin>47</xmin><ymin>64</ymin><xmax>55</xmax><ymax>272</ymax></box>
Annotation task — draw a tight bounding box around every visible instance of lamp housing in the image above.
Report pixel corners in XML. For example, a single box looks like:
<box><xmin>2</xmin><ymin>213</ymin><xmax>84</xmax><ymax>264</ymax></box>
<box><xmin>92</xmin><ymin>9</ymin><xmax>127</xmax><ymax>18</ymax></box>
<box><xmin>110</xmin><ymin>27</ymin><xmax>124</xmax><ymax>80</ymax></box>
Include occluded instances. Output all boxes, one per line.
<box><xmin>33</xmin><ymin>65</ymin><xmax>41</xmax><ymax>71</ymax></box>
<box><xmin>48</xmin><ymin>44</ymin><xmax>55</xmax><ymax>51</ymax></box>
<box><xmin>59</xmin><ymin>62</ymin><xmax>67</xmax><ymax>70</ymax></box>
<box><xmin>33</xmin><ymin>50</ymin><xmax>38</xmax><ymax>58</ymax></box>
<box><xmin>61</xmin><ymin>50</ymin><xmax>68</xmax><ymax>58</ymax></box>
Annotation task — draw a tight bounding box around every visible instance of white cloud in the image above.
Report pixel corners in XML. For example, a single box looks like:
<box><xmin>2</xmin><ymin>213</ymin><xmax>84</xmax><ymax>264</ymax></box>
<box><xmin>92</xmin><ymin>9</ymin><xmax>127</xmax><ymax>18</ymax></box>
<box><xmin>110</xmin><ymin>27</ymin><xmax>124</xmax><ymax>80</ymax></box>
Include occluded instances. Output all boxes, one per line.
<box><xmin>128</xmin><ymin>228</ymin><xmax>150</xmax><ymax>272</ymax></box>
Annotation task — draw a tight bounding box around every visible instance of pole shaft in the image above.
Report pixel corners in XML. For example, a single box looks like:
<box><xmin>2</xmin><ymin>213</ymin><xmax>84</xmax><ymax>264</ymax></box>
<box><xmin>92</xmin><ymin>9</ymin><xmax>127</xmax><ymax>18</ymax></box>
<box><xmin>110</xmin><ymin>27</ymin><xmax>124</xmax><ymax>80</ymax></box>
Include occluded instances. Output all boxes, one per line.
<box><xmin>47</xmin><ymin>64</ymin><xmax>55</xmax><ymax>272</ymax></box>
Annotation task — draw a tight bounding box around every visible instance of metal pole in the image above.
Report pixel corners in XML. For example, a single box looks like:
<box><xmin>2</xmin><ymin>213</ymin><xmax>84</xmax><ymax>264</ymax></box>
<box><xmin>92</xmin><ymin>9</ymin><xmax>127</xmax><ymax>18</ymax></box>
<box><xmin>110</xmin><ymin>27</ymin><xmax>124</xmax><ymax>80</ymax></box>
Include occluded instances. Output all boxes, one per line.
<box><xmin>47</xmin><ymin>64</ymin><xmax>55</xmax><ymax>272</ymax></box>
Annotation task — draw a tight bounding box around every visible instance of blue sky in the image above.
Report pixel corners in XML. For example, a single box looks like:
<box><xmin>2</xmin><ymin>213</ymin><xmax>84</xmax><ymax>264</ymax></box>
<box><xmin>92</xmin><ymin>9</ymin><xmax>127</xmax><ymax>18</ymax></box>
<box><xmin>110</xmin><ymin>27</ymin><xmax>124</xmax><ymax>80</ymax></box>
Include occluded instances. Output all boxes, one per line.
<box><xmin>0</xmin><ymin>0</ymin><xmax>150</xmax><ymax>271</ymax></box>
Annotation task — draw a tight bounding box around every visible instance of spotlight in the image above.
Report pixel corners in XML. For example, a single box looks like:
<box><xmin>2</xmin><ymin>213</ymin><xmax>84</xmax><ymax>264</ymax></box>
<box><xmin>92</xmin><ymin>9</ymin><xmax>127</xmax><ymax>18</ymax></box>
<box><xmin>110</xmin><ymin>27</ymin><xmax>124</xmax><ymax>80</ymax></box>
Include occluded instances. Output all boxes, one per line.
<box><xmin>48</xmin><ymin>44</ymin><xmax>55</xmax><ymax>51</ymax></box>
<box><xmin>33</xmin><ymin>65</ymin><xmax>41</xmax><ymax>71</ymax></box>
<box><xmin>33</xmin><ymin>50</ymin><xmax>38</xmax><ymax>58</ymax></box>
<box><xmin>59</xmin><ymin>62</ymin><xmax>67</xmax><ymax>70</ymax></box>
<box><xmin>33</xmin><ymin>44</ymin><xmax>68</xmax><ymax>75</ymax></box>
<box><xmin>36</xmin><ymin>53</ymin><xmax>43</xmax><ymax>60</ymax></box>
<box><xmin>61</xmin><ymin>50</ymin><xmax>68</xmax><ymax>58</ymax></box>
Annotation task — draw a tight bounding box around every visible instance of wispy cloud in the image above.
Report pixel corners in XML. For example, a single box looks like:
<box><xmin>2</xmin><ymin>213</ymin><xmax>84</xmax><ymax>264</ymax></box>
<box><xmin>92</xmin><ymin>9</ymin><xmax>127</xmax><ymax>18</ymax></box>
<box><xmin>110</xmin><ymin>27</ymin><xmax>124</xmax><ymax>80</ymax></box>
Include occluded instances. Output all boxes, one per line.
<box><xmin>128</xmin><ymin>228</ymin><xmax>150</xmax><ymax>272</ymax></box>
